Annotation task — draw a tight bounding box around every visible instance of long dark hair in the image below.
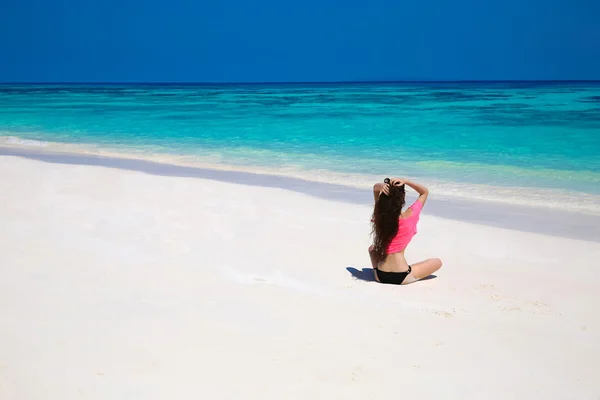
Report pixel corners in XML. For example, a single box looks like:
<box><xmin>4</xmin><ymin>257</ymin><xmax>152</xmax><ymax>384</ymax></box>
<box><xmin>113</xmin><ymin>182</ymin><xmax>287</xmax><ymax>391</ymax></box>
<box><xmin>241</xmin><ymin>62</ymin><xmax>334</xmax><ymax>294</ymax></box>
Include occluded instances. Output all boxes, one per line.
<box><xmin>371</xmin><ymin>184</ymin><xmax>406</xmax><ymax>263</ymax></box>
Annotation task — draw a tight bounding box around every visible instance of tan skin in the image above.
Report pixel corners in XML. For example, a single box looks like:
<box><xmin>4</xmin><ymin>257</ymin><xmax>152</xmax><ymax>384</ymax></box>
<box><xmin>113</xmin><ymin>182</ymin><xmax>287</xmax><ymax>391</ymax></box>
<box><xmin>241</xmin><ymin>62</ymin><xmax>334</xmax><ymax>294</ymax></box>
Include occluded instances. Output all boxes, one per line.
<box><xmin>369</xmin><ymin>178</ymin><xmax>442</xmax><ymax>285</ymax></box>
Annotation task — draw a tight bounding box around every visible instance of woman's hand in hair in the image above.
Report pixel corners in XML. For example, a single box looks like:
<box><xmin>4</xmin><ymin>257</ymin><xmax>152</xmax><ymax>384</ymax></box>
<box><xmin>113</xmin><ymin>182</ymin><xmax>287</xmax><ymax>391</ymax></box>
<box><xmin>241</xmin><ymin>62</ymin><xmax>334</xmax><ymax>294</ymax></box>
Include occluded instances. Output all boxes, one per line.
<box><xmin>391</xmin><ymin>178</ymin><xmax>406</xmax><ymax>187</ymax></box>
<box><xmin>373</xmin><ymin>182</ymin><xmax>389</xmax><ymax>202</ymax></box>
<box><xmin>380</xmin><ymin>183</ymin><xmax>390</xmax><ymax>196</ymax></box>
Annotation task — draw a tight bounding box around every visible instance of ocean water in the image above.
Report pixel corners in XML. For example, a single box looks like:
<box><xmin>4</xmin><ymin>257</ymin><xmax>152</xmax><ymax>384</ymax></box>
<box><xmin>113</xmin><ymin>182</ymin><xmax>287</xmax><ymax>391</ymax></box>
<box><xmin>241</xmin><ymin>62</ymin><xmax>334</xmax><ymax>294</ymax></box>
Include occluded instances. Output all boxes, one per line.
<box><xmin>1</xmin><ymin>82</ymin><xmax>599</xmax><ymax>213</ymax></box>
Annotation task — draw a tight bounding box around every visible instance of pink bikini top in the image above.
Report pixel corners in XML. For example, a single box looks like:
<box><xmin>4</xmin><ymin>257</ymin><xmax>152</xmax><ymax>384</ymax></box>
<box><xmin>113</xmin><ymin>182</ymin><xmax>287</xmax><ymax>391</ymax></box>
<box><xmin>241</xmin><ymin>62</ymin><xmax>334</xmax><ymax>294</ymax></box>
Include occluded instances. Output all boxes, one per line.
<box><xmin>386</xmin><ymin>199</ymin><xmax>423</xmax><ymax>254</ymax></box>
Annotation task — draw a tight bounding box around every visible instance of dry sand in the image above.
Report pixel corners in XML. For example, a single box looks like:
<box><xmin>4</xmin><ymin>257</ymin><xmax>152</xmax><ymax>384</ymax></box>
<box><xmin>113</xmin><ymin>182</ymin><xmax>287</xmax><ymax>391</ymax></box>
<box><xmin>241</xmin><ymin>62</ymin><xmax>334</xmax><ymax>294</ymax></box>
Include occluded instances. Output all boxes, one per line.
<box><xmin>1</xmin><ymin>155</ymin><xmax>599</xmax><ymax>399</ymax></box>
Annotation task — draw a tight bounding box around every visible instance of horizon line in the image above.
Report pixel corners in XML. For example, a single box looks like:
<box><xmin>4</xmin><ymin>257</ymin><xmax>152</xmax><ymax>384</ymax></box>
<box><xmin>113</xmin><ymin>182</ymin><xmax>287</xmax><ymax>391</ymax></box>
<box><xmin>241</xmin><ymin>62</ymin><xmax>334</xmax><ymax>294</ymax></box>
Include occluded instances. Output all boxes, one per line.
<box><xmin>1</xmin><ymin>79</ymin><xmax>600</xmax><ymax>85</ymax></box>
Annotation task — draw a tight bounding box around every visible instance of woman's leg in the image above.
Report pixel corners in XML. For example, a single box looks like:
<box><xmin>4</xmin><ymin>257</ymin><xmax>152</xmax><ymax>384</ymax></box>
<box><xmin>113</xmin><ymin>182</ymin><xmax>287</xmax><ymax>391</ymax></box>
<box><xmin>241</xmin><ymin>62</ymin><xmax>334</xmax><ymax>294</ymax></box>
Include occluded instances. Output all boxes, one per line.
<box><xmin>402</xmin><ymin>258</ymin><xmax>442</xmax><ymax>284</ymax></box>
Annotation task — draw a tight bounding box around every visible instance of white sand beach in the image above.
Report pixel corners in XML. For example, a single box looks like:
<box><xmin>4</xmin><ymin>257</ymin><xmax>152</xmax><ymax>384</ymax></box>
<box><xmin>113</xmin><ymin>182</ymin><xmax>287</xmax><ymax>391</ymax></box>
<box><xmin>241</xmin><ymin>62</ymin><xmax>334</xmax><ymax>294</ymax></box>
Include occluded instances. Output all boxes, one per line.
<box><xmin>1</xmin><ymin>154</ymin><xmax>599</xmax><ymax>399</ymax></box>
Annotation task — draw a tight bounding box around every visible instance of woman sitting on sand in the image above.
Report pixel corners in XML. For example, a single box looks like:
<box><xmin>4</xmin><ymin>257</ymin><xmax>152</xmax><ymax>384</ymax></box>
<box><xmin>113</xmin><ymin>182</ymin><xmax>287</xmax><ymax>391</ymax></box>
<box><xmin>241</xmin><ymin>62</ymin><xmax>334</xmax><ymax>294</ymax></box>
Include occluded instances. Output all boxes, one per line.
<box><xmin>369</xmin><ymin>178</ymin><xmax>442</xmax><ymax>285</ymax></box>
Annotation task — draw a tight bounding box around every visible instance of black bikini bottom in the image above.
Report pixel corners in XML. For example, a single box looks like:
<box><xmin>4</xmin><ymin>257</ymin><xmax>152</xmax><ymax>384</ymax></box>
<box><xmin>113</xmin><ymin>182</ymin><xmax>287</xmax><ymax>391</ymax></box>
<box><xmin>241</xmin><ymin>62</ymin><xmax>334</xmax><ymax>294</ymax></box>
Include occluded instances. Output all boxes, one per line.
<box><xmin>375</xmin><ymin>265</ymin><xmax>412</xmax><ymax>285</ymax></box>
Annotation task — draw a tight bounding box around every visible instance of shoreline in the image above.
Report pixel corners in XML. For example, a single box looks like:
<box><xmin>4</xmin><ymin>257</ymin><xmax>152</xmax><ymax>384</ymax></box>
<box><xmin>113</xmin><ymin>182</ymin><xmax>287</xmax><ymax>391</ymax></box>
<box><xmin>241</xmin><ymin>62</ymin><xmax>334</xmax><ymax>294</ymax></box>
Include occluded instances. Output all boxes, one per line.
<box><xmin>2</xmin><ymin>145</ymin><xmax>599</xmax><ymax>242</ymax></box>
<box><xmin>0</xmin><ymin>132</ymin><xmax>600</xmax><ymax>217</ymax></box>
<box><xmin>2</xmin><ymin>135</ymin><xmax>600</xmax><ymax>215</ymax></box>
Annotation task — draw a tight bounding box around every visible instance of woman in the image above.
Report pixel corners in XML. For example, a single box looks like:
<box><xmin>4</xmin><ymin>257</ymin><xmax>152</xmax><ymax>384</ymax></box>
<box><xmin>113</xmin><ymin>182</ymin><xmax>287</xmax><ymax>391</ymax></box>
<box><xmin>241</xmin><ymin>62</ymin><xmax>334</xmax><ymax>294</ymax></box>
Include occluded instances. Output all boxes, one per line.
<box><xmin>369</xmin><ymin>178</ymin><xmax>442</xmax><ymax>285</ymax></box>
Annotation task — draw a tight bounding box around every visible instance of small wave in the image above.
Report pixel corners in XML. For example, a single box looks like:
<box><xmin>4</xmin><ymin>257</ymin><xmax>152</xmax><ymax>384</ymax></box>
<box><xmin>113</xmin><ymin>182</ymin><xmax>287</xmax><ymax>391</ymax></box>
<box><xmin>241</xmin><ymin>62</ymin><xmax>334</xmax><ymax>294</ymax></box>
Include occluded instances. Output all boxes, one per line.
<box><xmin>4</xmin><ymin>136</ymin><xmax>49</xmax><ymax>147</ymax></box>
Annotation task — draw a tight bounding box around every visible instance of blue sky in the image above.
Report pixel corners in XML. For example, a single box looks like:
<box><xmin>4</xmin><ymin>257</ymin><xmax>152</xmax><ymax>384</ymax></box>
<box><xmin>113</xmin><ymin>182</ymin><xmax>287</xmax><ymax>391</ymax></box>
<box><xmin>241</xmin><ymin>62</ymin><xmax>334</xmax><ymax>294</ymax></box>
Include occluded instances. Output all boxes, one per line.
<box><xmin>1</xmin><ymin>0</ymin><xmax>599</xmax><ymax>82</ymax></box>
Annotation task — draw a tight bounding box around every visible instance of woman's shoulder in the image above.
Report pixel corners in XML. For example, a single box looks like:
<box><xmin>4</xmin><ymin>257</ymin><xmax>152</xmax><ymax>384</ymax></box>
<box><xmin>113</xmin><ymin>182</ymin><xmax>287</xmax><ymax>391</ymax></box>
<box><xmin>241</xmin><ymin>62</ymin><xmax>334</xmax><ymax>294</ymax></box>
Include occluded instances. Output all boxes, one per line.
<box><xmin>401</xmin><ymin>200</ymin><xmax>423</xmax><ymax>219</ymax></box>
<box><xmin>409</xmin><ymin>199</ymin><xmax>424</xmax><ymax>212</ymax></box>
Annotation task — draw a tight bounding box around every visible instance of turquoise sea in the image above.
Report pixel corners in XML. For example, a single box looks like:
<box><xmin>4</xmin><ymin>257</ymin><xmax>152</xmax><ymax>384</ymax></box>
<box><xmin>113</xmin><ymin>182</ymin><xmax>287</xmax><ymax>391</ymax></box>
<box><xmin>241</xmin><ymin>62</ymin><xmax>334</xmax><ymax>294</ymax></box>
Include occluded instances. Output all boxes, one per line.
<box><xmin>1</xmin><ymin>82</ymin><xmax>599</xmax><ymax>213</ymax></box>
